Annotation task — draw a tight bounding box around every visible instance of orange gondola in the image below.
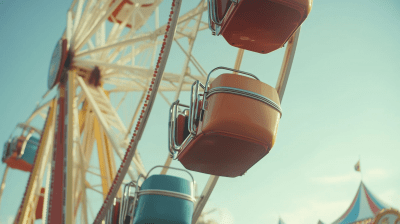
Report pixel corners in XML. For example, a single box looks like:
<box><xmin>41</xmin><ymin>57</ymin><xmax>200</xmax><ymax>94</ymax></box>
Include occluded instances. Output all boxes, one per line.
<box><xmin>208</xmin><ymin>0</ymin><xmax>312</xmax><ymax>54</ymax></box>
<box><xmin>175</xmin><ymin>109</ymin><xmax>190</xmax><ymax>146</ymax></box>
<box><xmin>169</xmin><ymin>67</ymin><xmax>282</xmax><ymax>177</ymax></box>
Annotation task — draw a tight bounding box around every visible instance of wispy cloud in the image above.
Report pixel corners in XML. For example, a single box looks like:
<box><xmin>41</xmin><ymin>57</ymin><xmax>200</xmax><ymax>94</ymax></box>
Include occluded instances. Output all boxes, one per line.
<box><xmin>7</xmin><ymin>216</ymin><xmax>14</xmax><ymax>224</ymax></box>
<box><xmin>201</xmin><ymin>202</ymin><xmax>235</xmax><ymax>224</ymax></box>
<box><xmin>364</xmin><ymin>168</ymin><xmax>390</xmax><ymax>180</ymax></box>
<box><xmin>378</xmin><ymin>189</ymin><xmax>400</xmax><ymax>209</ymax></box>
<box><xmin>311</xmin><ymin>173</ymin><xmax>357</xmax><ymax>184</ymax></box>
<box><xmin>278</xmin><ymin>199</ymin><xmax>349</xmax><ymax>224</ymax></box>
<box><xmin>219</xmin><ymin>207</ymin><xmax>235</xmax><ymax>224</ymax></box>
<box><xmin>311</xmin><ymin>168</ymin><xmax>390</xmax><ymax>185</ymax></box>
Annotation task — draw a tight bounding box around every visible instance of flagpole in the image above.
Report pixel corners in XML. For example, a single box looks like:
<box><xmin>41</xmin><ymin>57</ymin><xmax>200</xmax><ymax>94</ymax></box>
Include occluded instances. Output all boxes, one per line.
<box><xmin>359</xmin><ymin>155</ymin><xmax>362</xmax><ymax>181</ymax></box>
<box><xmin>355</xmin><ymin>157</ymin><xmax>362</xmax><ymax>182</ymax></box>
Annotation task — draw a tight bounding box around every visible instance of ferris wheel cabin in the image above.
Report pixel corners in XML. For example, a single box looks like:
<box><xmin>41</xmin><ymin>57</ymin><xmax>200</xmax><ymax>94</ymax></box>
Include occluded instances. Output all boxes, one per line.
<box><xmin>108</xmin><ymin>0</ymin><xmax>161</xmax><ymax>29</ymax></box>
<box><xmin>208</xmin><ymin>0</ymin><xmax>312</xmax><ymax>53</ymax></box>
<box><xmin>105</xmin><ymin>166</ymin><xmax>195</xmax><ymax>224</ymax></box>
<box><xmin>169</xmin><ymin>67</ymin><xmax>282</xmax><ymax>177</ymax></box>
<box><xmin>132</xmin><ymin>175</ymin><xmax>194</xmax><ymax>224</ymax></box>
<box><xmin>2</xmin><ymin>135</ymin><xmax>40</xmax><ymax>172</ymax></box>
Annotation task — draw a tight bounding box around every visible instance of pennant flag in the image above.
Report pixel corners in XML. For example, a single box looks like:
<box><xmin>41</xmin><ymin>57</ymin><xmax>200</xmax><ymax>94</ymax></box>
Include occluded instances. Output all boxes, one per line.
<box><xmin>354</xmin><ymin>160</ymin><xmax>361</xmax><ymax>172</ymax></box>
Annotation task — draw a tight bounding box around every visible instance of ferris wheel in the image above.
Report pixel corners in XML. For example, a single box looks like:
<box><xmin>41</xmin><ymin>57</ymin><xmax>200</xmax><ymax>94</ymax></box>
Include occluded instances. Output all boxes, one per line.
<box><xmin>0</xmin><ymin>0</ymin><xmax>212</xmax><ymax>223</ymax></box>
<box><xmin>0</xmin><ymin>0</ymin><xmax>312</xmax><ymax>223</ymax></box>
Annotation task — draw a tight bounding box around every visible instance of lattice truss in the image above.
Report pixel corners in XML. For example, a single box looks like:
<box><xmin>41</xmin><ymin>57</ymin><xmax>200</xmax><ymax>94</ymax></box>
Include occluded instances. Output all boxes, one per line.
<box><xmin>6</xmin><ymin>1</ymin><xmax>213</xmax><ymax>223</ymax></box>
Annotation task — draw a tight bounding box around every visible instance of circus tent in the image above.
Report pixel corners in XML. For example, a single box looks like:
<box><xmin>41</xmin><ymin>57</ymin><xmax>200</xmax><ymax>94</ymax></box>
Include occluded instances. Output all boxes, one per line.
<box><xmin>278</xmin><ymin>217</ymin><xmax>286</xmax><ymax>224</ymax></box>
<box><xmin>332</xmin><ymin>181</ymin><xmax>391</xmax><ymax>224</ymax></box>
<box><xmin>277</xmin><ymin>181</ymin><xmax>399</xmax><ymax>224</ymax></box>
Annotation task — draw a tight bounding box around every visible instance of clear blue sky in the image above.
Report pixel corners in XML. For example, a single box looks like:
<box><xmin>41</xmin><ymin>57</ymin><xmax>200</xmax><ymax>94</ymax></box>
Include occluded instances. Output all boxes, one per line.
<box><xmin>0</xmin><ymin>1</ymin><xmax>399</xmax><ymax>224</ymax></box>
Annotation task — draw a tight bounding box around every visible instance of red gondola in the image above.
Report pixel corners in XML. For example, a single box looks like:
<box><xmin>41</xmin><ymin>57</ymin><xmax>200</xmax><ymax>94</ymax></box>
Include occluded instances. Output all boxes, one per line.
<box><xmin>105</xmin><ymin>198</ymin><xmax>121</xmax><ymax>224</ymax></box>
<box><xmin>35</xmin><ymin>188</ymin><xmax>45</xmax><ymax>219</ymax></box>
<box><xmin>169</xmin><ymin>67</ymin><xmax>282</xmax><ymax>177</ymax></box>
<box><xmin>108</xmin><ymin>0</ymin><xmax>160</xmax><ymax>29</ymax></box>
<box><xmin>208</xmin><ymin>0</ymin><xmax>312</xmax><ymax>54</ymax></box>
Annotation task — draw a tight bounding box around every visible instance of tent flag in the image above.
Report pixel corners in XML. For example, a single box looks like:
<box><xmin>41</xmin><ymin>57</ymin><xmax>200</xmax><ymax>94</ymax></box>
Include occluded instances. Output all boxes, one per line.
<box><xmin>354</xmin><ymin>160</ymin><xmax>361</xmax><ymax>172</ymax></box>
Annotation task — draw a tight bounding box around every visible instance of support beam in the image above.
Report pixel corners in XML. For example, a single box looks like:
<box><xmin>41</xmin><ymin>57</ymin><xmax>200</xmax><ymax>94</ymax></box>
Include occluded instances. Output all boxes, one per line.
<box><xmin>174</xmin><ymin>39</ymin><xmax>207</xmax><ymax>77</ymax></box>
<box><xmin>25</xmin><ymin>99</ymin><xmax>53</xmax><ymax>125</ymax></box>
<box><xmin>77</xmin><ymin>77</ymin><xmax>137</xmax><ymax>180</ymax></box>
<box><xmin>76</xmin><ymin>34</ymin><xmax>153</xmax><ymax>58</ymax></box>
<box><xmin>0</xmin><ymin>166</ymin><xmax>9</xmax><ymax>207</ymax></box>
<box><xmin>79</xmin><ymin>156</ymin><xmax>88</xmax><ymax>224</ymax></box>
<box><xmin>73</xmin><ymin>104</ymin><xmax>92</xmax><ymax>221</ymax></box>
<box><xmin>125</xmin><ymin>91</ymin><xmax>146</xmax><ymax>139</ymax></box>
<box><xmin>192</xmin><ymin>176</ymin><xmax>219</xmax><ymax>224</ymax></box>
<box><xmin>76</xmin><ymin>78</ymin><xmax>122</xmax><ymax>140</ymax></box>
<box><xmin>42</xmin><ymin>161</ymin><xmax>52</xmax><ymax>224</ymax></box>
<box><xmin>46</xmin><ymin>77</ymin><xmax>71</xmax><ymax>223</ymax></box>
<box><xmin>94</xmin><ymin>119</ymin><xmax>114</xmax><ymax>199</ymax></box>
<box><xmin>74</xmin><ymin>0</ymin><xmax>124</xmax><ymax>52</ymax></box>
<box><xmin>233</xmin><ymin>49</ymin><xmax>245</xmax><ymax>73</ymax></box>
<box><xmin>66</xmin><ymin>70</ymin><xmax>77</xmax><ymax>224</ymax></box>
<box><xmin>275</xmin><ymin>27</ymin><xmax>301</xmax><ymax>102</ymax></box>
<box><xmin>17</xmin><ymin>99</ymin><xmax>57</xmax><ymax>224</ymax></box>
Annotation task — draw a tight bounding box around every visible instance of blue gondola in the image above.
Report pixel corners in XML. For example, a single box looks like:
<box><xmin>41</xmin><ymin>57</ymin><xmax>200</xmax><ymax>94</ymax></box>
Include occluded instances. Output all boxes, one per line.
<box><xmin>116</xmin><ymin>166</ymin><xmax>195</xmax><ymax>224</ymax></box>
<box><xmin>2</xmin><ymin>135</ymin><xmax>40</xmax><ymax>172</ymax></box>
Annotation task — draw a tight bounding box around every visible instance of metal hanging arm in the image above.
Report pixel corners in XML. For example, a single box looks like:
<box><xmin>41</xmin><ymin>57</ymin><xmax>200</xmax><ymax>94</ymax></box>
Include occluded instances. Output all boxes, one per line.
<box><xmin>233</xmin><ymin>48</ymin><xmax>244</xmax><ymax>74</ymax></box>
<box><xmin>192</xmin><ymin>175</ymin><xmax>219</xmax><ymax>224</ymax></box>
<box><xmin>275</xmin><ymin>27</ymin><xmax>301</xmax><ymax>103</ymax></box>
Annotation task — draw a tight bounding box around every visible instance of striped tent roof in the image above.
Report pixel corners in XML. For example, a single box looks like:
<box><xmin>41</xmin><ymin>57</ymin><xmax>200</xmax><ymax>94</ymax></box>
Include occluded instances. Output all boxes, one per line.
<box><xmin>332</xmin><ymin>181</ymin><xmax>390</xmax><ymax>224</ymax></box>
